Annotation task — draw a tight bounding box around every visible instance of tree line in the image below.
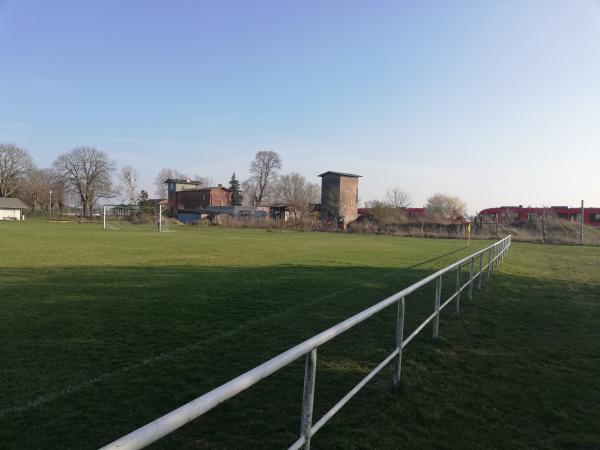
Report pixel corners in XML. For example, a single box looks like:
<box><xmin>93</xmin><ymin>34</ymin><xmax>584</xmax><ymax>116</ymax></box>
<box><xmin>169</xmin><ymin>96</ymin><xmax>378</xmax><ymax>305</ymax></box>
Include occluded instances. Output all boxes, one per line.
<box><xmin>1</xmin><ymin>142</ymin><xmax>466</xmax><ymax>221</ymax></box>
<box><xmin>0</xmin><ymin>143</ymin><xmax>320</xmax><ymax>218</ymax></box>
<box><xmin>364</xmin><ymin>190</ymin><xmax>468</xmax><ymax>225</ymax></box>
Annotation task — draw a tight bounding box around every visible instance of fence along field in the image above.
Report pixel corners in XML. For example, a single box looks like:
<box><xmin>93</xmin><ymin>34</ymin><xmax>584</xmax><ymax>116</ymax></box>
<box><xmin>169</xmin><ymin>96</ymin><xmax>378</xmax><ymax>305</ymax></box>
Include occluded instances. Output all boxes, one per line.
<box><xmin>1</xmin><ymin>223</ymin><xmax>599</xmax><ymax>449</ymax></box>
<box><xmin>101</xmin><ymin>236</ymin><xmax>512</xmax><ymax>450</ymax></box>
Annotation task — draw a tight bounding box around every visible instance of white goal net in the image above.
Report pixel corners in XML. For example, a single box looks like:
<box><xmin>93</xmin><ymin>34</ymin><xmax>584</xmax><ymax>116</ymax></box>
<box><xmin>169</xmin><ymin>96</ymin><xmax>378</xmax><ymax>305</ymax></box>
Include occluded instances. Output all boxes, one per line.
<box><xmin>103</xmin><ymin>205</ymin><xmax>160</xmax><ymax>231</ymax></box>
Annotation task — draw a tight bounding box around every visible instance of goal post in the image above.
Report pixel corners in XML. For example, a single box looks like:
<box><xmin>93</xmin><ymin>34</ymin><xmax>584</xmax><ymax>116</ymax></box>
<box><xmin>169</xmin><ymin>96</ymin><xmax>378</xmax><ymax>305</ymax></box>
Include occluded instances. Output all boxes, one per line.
<box><xmin>158</xmin><ymin>204</ymin><xmax>175</xmax><ymax>232</ymax></box>
<box><xmin>159</xmin><ymin>204</ymin><xmax>162</xmax><ymax>232</ymax></box>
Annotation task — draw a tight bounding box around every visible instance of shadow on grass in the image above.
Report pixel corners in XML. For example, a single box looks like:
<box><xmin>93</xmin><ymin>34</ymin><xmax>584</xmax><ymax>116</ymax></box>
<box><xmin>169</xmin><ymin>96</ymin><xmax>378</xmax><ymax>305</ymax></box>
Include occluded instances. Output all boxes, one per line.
<box><xmin>0</xmin><ymin>263</ymin><xmax>599</xmax><ymax>450</ymax></box>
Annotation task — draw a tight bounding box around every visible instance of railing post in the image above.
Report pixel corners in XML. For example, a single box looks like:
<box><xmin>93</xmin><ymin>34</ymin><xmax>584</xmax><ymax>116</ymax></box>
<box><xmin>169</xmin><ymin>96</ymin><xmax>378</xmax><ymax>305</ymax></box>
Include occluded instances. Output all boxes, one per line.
<box><xmin>468</xmin><ymin>256</ymin><xmax>474</xmax><ymax>299</ymax></box>
<box><xmin>487</xmin><ymin>248</ymin><xmax>492</xmax><ymax>280</ymax></box>
<box><xmin>455</xmin><ymin>264</ymin><xmax>461</xmax><ymax>315</ymax></box>
<box><xmin>494</xmin><ymin>245</ymin><xmax>499</xmax><ymax>269</ymax></box>
<box><xmin>433</xmin><ymin>275</ymin><xmax>442</xmax><ymax>339</ymax></box>
<box><xmin>393</xmin><ymin>297</ymin><xmax>405</xmax><ymax>387</ymax></box>
<box><xmin>300</xmin><ymin>348</ymin><xmax>317</xmax><ymax>450</ymax></box>
<box><xmin>478</xmin><ymin>252</ymin><xmax>483</xmax><ymax>289</ymax></box>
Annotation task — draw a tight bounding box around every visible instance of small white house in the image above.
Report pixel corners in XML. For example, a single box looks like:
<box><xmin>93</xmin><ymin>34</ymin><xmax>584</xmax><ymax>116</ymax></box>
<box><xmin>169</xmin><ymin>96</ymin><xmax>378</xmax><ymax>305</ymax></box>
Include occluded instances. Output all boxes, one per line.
<box><xmin>0</xmin><ymin>197</ymin><xmax>28</xmax><ymax>220</ymax></box>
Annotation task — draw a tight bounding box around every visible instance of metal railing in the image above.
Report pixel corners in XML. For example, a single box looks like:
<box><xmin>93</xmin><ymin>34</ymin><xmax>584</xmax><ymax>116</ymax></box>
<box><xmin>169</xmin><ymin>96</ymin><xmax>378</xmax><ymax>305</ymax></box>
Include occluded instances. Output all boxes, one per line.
<box><xmin>100</xmin><ymin>235</ymin><xmax>512</xmax><ymax>450</ymax></box>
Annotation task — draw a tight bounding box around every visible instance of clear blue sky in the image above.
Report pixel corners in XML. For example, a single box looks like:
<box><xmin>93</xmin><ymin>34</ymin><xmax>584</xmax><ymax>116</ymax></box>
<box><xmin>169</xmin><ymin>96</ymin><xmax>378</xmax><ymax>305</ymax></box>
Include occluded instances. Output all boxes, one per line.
<box><xmin>1</xmin><ymin>0</ymin><xmax>599</xmax><ymax>212</ymax></box>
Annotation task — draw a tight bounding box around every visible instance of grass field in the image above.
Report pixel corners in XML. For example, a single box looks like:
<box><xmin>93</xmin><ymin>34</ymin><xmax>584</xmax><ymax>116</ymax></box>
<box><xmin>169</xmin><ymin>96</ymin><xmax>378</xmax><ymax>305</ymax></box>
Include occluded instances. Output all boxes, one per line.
<box><xmin>1</xmin><ymin>221</ymin><xmax>599</xmax><ymax>449</ymax></box>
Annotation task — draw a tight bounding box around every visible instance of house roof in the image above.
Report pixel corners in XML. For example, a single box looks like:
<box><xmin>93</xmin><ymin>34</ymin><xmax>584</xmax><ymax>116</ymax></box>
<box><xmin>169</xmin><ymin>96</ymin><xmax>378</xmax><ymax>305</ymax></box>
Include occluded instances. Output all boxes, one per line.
<box><xmin>164</xmin><ymin>178</ymin><xmax>203</xmax><ymax>185</ymax></box>
<box><xmin>318</xmin><ymin>171</ymin><xmax>362</xmax><ymax>178</ymax></box>
<box><xmin>0</xmin><ymin>197</ymin><xmax>28</xmax><ymax>209</ymax></box>
<box><xmin>183</xmin><ymin>186</ymin><xmax>230</xmax><ymax>192</ymax></box>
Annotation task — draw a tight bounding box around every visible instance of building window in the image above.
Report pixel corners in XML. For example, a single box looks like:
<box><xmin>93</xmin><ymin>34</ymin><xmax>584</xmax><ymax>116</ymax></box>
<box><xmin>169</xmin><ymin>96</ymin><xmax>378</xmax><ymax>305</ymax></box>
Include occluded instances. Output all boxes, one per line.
<box><xmin>528</xmin><ymin>213</ymin><xmax>537</xmax><ymax>220</ymax></box>
<box><xmin>591</xmin><ymin>213</ymin><xmax>600</xmax><ymax>223</ymax></box>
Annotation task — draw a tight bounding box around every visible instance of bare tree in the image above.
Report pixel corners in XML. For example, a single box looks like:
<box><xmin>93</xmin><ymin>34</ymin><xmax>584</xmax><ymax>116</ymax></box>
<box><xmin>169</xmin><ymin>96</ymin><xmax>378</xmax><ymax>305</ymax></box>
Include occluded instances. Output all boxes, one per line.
<box><xmin>385</xmin><ymin>187</ymin><xmax>412</xmax><ymax>208</ymax></box>
<box><xmin>364</xmin><ymin>199</ymin><xmax>406</xmax><ymax>229</ymax></box>
<box><xmin>305</xmin><ymin>182</ymin><xmax>320</xmax><ymax>209</ymax></box>
<box><xmin>424</xmin><ymin>193</ymin><xmax>467</xmax><ymax>221</ymax></box>
<box><xmin>154</xmin><ymin>168</ymin><xmax>185</xmax><ymax>198</ymax></box>
<box><xmin>193</xmin><ymin>175</ymin><xmax>214</xmax><ymax>187</ymax></box>
<box><xmin>19</xmin><ymin>169</ymin><xmax>44</xmax><ymax>210</ymax></box>
<box><xmin>276</xmin><ymin>172</ymin><xmax>320</xmax><ymax>218</ymax></box>
<box><xmin>241</xmin><ymin>178</ymin><xmax>258</xmax><ymax>207</ymax></box>
<box><xmin>53</xmin><ymin>147</ymin><xmax>117</xmax><ymax>217</ymax></box>
<box><xmin>0</xmin><ymin>143</ymin><xmax>36</xmax><ymax>197</ymax></box>
<box><xmin>247</xmin><ymin>150</ymin><xmax>281</xmax><ymax>206</ymax></box>
<box><xmin>119</xmin><ymin>165</ymin><xmax>139</xmax><ymax>205</ymax></box>
<box><xmin>20</xmin><ymin>168</ymin><xmax>63</xmax><ymax>211</ymax></box>
<box><xmin>50</xmin><ymin>174</ymin><xmax>68</xmax><ymax>213</ymax></box>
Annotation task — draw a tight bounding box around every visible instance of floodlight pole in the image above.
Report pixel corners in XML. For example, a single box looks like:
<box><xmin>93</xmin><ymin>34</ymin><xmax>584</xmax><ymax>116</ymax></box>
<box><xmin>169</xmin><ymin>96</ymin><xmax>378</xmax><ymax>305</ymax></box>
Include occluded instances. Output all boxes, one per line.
<box><xmin>103</xmin><ymin>206</ymin><xmax>106</xmax><ymax>230</ymax></box>
<box><xmin>159</xmin><ymin>205</ymin><xmax>162</xmax><ymax>232</ymax></box>
<box><xmin>49</xmin><ymin>190</ymin><xmax>52</xmax><ymax>220</ymax></box>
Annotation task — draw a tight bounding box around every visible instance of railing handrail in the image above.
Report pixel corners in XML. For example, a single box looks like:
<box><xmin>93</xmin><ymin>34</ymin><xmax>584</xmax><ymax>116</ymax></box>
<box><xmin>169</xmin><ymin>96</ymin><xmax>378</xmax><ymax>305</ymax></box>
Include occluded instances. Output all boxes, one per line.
<box><xmin>100</xmin><ymin>235</ymin><xmax>512</xmax><ymax>450</ymax></box>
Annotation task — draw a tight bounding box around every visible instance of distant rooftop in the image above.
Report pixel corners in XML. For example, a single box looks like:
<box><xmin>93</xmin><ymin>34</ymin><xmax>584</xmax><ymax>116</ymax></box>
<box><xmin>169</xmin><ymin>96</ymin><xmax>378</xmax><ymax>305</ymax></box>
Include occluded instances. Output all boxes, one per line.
<box><xmin>184</xmin><ymin>186</ymin><xmax>229</xmax><ymax>191</ymax></box>
<box><xmin>0</xmin><ymin>197</ymin><xmax>28</xmax><ymax>209</ymax></box>
<box><xmin>318</xmin><ymin>171</ymin><xmax>361</xmax><ymax>178</ymax></box>
<box><xmin>164</xmin><ymin>178</ymin><xmax>203</xmax><ymax>184</ymax></box>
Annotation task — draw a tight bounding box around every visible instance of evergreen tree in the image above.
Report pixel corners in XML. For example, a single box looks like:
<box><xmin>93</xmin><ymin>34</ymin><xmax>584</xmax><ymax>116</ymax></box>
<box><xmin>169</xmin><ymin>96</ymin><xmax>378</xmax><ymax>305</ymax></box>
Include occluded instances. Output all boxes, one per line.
<box><xmin>229</xmin><ymin>173</ymin><xmax>243</xmax><ymax>206</ymax></box>
<box><xmin>138</xmin><ymin>190</ymin><xmax>149</xmax><ymax>207</ymax></box>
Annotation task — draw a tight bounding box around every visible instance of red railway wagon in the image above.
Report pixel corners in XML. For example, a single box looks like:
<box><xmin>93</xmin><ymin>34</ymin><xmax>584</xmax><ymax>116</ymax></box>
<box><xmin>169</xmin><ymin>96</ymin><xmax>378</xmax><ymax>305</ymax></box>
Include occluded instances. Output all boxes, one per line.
<box><xmin>478</xmin><ymin>206</ymin><xmax>600</xmax><ymax>227</ymax></box>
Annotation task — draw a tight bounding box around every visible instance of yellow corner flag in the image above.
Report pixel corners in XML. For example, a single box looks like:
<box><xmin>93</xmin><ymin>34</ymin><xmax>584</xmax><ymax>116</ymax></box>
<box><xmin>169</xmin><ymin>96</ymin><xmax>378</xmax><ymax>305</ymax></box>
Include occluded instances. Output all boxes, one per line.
<box><xmin>467</xmin><ymin>222</ymin><xmax>472</xmax><ymax>246</ymax></box>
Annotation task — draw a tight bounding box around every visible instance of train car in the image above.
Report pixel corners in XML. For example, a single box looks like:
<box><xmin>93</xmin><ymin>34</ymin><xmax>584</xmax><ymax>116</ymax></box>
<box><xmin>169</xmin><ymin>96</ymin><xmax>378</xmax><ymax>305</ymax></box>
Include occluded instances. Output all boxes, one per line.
<box><xmin>478</xmin><ymin>205</ymin><xmax>600</xmax><ymax>227</ymax></box>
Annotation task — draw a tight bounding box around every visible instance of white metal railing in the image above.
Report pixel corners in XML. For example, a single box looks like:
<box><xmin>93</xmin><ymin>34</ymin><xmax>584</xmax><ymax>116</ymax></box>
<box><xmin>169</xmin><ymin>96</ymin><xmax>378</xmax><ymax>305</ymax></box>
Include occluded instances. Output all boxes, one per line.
<box><xmin>100</xmin><ymin>235</ymin><xmax>512</xmax><ymax>450</ymax></box>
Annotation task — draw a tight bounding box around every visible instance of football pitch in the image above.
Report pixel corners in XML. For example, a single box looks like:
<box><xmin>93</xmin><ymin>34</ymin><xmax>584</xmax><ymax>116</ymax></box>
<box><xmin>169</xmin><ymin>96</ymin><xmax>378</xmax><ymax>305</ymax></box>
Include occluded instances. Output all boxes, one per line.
<box><xmin>1</xmin><ymin>221</ymin><xmax>599</xmax><ymax>449</ymax></box>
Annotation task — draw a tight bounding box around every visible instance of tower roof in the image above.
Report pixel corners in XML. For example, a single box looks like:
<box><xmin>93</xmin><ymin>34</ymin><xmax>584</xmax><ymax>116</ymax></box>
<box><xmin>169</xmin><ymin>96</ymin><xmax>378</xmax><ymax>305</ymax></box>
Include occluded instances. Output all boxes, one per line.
<box><xmin>318</xmin><ymin>171</ymin><xmax>361</xmax><ymax>178</ymax></box>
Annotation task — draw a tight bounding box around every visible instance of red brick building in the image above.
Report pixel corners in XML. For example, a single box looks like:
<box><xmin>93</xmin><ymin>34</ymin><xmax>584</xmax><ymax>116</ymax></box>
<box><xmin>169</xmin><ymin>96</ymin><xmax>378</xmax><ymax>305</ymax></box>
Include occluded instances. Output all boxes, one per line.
<box><xmin>165</xmin><ymin>179</ymin><xmax>231</xmax><ymax>213</ymax></box>
<box><xmin>175</xmin><ymin>186</ymin><xmax>230</xmax><ymax>211</ymax></box>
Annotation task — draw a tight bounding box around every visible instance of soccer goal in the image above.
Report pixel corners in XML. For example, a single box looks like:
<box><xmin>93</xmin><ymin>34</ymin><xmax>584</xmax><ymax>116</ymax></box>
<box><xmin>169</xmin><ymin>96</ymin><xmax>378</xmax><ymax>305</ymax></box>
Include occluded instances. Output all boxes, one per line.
<box><xmin>102</xmin><ymin>205</ymin><xmax>156</xmax><ymax>231</ymax></box>
<box><xmin>103</xmin><ymin>204</ymin><xmax>174</xmax><ymax>232</ymax></box>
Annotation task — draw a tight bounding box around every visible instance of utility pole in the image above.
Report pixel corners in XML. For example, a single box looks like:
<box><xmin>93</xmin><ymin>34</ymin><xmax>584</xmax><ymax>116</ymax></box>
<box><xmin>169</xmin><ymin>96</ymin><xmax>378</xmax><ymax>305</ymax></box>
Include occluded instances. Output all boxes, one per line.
<box><xmin>581</xmin><ymin>200</ymin><xmax>584</xmax><ymax>245</ymax></box>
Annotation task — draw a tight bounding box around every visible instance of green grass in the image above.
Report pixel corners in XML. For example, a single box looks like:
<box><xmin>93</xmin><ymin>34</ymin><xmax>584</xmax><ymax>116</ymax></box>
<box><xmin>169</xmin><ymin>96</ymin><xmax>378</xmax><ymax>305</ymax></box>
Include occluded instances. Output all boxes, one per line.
<box><xmin>0</xmin><ymin>221</ymin><xmax>599</xmax><ymax>449</ymax></box>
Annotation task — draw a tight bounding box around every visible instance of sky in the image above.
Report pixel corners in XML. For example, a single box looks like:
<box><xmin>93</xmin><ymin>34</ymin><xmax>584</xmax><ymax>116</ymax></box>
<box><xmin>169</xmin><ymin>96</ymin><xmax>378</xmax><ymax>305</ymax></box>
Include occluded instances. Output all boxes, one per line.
<box><xmin>1</xmin><ymin>0</ymin><xmax>599</xmax><ymax>213</ymax></box>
